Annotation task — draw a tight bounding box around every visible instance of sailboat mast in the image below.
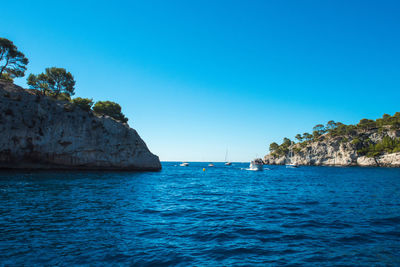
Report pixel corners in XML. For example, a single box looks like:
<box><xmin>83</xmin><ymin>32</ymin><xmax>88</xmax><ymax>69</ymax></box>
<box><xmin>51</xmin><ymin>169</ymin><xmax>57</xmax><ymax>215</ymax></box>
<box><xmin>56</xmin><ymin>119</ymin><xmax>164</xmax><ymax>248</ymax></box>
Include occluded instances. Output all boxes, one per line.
<box><xmin>289</xmin><ymin>141</ymin><xmax>293</xmax><ymax>164</ymax></box>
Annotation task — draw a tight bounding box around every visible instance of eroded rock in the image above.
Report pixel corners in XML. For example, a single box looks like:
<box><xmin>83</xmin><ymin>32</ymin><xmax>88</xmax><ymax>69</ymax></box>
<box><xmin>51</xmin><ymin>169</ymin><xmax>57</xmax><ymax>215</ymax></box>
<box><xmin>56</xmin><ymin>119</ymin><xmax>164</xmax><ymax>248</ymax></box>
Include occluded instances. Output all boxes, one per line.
<box><xmin>0</xmin><ymin>81</ymin><xmax>161</xmax><ymax>171</ymax></box>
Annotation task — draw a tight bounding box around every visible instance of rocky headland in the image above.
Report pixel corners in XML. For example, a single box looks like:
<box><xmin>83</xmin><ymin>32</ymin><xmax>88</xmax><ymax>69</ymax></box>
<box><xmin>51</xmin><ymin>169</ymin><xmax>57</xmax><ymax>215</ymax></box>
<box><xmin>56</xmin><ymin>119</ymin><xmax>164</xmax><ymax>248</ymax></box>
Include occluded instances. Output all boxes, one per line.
<box><xmin>0</xmin><ymin>81</ymin><xmax>161</xmax><ymax>171</ymax></box>
<box><xmin>264</xmin><ymin>117</ymin><xmax>400</xmax><ymax>167</ymax></box>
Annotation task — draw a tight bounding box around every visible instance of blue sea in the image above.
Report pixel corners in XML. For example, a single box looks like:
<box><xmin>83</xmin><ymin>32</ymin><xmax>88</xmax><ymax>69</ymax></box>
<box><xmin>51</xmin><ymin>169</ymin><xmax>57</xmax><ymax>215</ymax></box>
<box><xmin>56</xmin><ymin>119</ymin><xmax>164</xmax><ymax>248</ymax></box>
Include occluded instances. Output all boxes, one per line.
<box><xmin>1</xmin><ymin>162</ymin><xmax>400</xmax><ymax>266</ymax></box>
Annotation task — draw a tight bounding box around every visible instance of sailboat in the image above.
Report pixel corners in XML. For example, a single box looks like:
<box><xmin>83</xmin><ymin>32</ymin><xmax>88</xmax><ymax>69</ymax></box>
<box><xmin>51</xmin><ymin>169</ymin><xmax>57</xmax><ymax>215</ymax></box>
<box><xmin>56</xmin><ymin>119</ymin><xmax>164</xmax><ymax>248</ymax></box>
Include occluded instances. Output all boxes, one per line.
<box><xmin>224</xmin><ymin>149</ymin><xmax>232</xmax><ymax>166</ymax></box>
<box><xmin>286</xmin><ymin>142</ymin><xmax>298</xmax><ymax>168</ymax></box>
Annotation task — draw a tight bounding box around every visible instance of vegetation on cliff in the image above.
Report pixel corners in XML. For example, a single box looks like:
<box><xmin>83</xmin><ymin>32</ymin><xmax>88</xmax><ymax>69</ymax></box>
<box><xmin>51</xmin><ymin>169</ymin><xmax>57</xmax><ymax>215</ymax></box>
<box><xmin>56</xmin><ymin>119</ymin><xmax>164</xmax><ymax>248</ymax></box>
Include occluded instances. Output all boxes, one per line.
<box><xmin>0</xmin><ymin>80</ymin><xmax>161</xmax><ymax>170</ymax></box>
<box><xmin>93</xmin><ymin>101</ymin><xmax>128</xmax><ymax>123</ymax></box>
<box><xmin>269</xmin><ymin>113</ymin><xmax>400</xmax><ymax>158</ymax></box>
<box><xmin>0</xmin><ymin>38</ymin><xmax>29</xmax><ymax>81</ymax></box>
<box><xmin>0</xmin><ymin>37</ymin><xmax>129</xmax><ymax>124</ymax></box>
<box><xmin>27</xmin><ymin>67</ymin><xmax>76</xmax><ymax>97</ymax></box>
<box><xmin>71</xmin><ymin>97</ymin><xmax>94</xmax><ymax>111</ymax></box>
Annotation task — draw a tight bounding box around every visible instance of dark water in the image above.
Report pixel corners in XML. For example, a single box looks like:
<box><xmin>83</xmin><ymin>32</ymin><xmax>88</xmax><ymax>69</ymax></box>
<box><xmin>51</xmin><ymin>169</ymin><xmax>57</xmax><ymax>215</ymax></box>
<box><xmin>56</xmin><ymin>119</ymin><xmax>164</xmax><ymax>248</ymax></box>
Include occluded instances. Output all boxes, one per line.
<box><xmin>1</xmin><ymin>163</ymin><xmax>400</xmax><ymax>266</ymax></box>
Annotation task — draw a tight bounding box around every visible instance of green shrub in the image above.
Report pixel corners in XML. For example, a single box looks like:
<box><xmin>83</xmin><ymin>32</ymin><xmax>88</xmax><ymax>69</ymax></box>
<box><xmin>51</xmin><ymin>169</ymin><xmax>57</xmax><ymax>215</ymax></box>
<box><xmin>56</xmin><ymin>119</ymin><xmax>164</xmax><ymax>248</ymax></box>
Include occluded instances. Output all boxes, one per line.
<box><xmin>0</xmin><ymin>73</ymin><xmax>13</xmax><ymax>82</ymax></box>
<box><xmin>93</xmin><ymin>101</ymin><xmax>128</xmax><ymax>123</ymax></box>
<box><xmin>72</xmin><ymin>97</ymin><xmax>93</xmax><ymax>111</ymax></box>
<box><xmin>363</xmin><ymin>136</ymin><xmax>400</xmax><ymax>157</ymax></box>
<box><xmin>299</xmin><ymin>142</ymin><xmax>308</xmax><ymax>148</ymax></box>
<box><xmin>352</xmin><ymin>138</ymin><xmax>361</xmax><ymax>145</ymax></box>
<box><xmin>268</xmin><ymin>112</ymin><xmax>400</xmax><ymax>157</ymax></box>
<box><xmin>55</xmin><ymin>92</ymin><xmax>71</xmax><ymax>101</ymax></box>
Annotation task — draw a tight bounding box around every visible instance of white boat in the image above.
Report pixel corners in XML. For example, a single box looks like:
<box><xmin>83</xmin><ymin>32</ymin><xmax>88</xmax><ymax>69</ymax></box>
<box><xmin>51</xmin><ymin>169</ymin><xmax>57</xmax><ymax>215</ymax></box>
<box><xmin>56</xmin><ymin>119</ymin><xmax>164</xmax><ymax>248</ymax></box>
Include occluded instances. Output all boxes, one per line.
<box><xmin>208</xmin><ymin>163</ymin><xmax>214</xmax><ymax>167</ymax></box>
<box><xmin>180</xmin><ymin>162</ymin><xmax>189</xmax><ymax>167</ymax></box>
<box><xmin>286</xmin><ymin>163</ymin><xmax>298</xmax><ymax>168</ymax></box>
<box><xmin>286</xmin><ymin>141</ymin><xmax>298</xmax><ymax>168</ymax></box>
<box><xmin>249</xmin><ymin>159</ymin><xmax>264</xmax><ymax>171</ymax></box>
<box><xmin>224</xmin><ymin>149</ymin><xmax>232</xmax><ymax>166</ymax></box>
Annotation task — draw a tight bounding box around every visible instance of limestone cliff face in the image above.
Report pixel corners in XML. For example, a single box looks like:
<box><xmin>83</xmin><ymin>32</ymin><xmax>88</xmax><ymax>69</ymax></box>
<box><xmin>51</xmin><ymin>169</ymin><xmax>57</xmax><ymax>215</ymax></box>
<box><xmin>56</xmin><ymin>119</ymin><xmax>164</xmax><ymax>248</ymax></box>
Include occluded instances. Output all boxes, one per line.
<box><xmin>264</xmin><ymin>131</ymin><xmax>400</xmax><ymax>167</ymax></box>
<box><xmin>0</xmin><ymin>81</ymin><xmax>161</xmax><ymax>171</ymax></box>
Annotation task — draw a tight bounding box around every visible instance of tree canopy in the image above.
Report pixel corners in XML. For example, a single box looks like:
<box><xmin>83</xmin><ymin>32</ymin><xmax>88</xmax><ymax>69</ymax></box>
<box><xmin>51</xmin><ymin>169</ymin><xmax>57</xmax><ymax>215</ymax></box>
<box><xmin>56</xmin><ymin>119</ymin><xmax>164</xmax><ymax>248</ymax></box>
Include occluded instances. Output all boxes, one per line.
<box><xmin>27</xmin><ymin>73</ymin><xmax>50</xmax><ymax>95</ymax></box>
<box><xmin>2</xmin><ymin>38</ymin><xmax>132</xmax><ymax>127</ymax></box>
<box><xmin>269</xmin><ymin>142</ymin><xmax>279</xmax><ymax>152</ymax></box>
<box><xmin>93</xmin><ymin>101</ymin><xmax>128</xmax><ymax>123</ymax></box>
<box><xmin>326</xmin><ymin>120</ymin><xmax>337</xmax><ymax>130</ymax></box>
<box><xmin>0</xmin><ymin>38</ymin><xmax>29</xmax><ymax>80</ymax></box>
<box><xmin>45</xmin><ymin>67</ymin><xmax>75</xmax><ymax>96</ymax></box>
<box><xmin>27</xmin><ymin>67</ymin><xmax>75</xmax><ymax>97</ymax></box>
<box><xmin>268</xmin><ymin>112</ymin><xmax>400</xmax><ymax>158</ymax></box>
<box><xmin>295</xmin><ymin>134</ymin><xmax>303</xmax><ymax>142</ymax></box>
<box><xmin>302</xmin><ymin>132</ymin><xmax>313</xmax><ymax>141</ymax></box>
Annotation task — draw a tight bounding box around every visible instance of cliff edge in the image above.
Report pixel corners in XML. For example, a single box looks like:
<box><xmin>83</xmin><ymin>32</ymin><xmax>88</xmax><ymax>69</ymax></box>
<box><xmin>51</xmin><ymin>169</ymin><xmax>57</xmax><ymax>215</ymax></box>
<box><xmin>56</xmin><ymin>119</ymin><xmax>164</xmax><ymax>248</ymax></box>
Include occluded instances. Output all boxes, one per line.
<box><xmin>264</xmin><ymin>117</ymin><xmax>400</xmax><ymax>167</ymax></box>
<box><xmin>0</xmin><ymin>81</ymin><xmax>161</xmax><ymax>171</ymax></box>
<box><xmin>264</xmin><ymin>134</ymin><xmax>400</xmax><ymax>167</ymax></box>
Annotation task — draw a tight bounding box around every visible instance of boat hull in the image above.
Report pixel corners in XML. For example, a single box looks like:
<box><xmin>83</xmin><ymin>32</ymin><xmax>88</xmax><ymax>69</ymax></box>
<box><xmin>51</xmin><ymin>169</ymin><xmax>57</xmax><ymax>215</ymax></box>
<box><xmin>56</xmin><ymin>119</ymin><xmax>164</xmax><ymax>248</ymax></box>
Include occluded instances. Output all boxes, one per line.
<box><xmin>249</xmin><ymin>163</ymin><xmax>263</xmax><ymax>171</ymax></box>
<box><xmin>286</xmin><ymin>164</ymin><xmax>298</xmax><ymax>168</ymax></box>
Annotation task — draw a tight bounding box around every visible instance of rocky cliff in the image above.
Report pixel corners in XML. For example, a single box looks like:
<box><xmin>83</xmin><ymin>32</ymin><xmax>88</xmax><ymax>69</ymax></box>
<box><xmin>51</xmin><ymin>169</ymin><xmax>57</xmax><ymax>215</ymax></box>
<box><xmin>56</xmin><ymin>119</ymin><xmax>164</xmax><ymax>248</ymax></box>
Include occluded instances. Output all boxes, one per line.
<box><xmin>264</xmin><ymin>130</ymin><xmax>400</xmax><ymax>167</ymax></box>
<box><xmin>0</xmin><ymin>80</ymin><xmax>161</xmax><ymax>171</ymax></box>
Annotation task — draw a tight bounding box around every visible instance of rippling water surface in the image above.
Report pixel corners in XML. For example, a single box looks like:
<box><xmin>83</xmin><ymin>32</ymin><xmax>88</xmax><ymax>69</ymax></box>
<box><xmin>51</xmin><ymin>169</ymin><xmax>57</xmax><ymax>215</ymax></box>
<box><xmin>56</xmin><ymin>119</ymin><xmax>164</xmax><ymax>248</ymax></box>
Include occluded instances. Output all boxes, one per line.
<box><xmin>1</xmin><ymin>163</ymin><xmax>400</xmax><ymax>265</ymax></box>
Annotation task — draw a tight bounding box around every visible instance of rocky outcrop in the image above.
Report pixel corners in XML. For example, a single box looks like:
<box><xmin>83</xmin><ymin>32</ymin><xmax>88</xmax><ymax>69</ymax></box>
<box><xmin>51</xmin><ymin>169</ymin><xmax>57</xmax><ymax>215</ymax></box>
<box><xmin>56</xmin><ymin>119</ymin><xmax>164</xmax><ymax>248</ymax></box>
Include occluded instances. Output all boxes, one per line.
<box><xmin>0</xmin><ymin>80</ymin><xmax>161</xmax><ymax>171</ymax></box>
<box><xmin>357</xmin><ymin>153</ymin><xmax>400</xmax><ymax>167</ymax></box>
<box><xmin>264</xmin><ymin>132</ymin><xmax>400</xmax><ymax>167</ymax></box>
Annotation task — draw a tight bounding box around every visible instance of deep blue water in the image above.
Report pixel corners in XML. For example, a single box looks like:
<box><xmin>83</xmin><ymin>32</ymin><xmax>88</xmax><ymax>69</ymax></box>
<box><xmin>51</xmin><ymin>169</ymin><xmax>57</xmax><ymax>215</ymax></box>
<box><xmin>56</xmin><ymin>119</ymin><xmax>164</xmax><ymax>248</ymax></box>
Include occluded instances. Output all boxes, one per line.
<box><xmin>1</xmin><ymin>163</ymin><xmax>400</xmax><ymax>266</ymax></box>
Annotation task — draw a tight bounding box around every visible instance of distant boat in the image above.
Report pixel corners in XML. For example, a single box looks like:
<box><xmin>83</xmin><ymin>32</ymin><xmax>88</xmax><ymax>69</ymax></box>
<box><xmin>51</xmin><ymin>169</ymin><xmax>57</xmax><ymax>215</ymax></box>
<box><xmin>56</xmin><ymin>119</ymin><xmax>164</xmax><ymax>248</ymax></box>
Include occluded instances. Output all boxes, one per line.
<box><xmin>249</xmin><ymin>159</ymin><xmax>264</xmax><ymax>171</ymax></box>
<box><xmin>286</xmin><ymin>163</ymin><xmax>298</xmax><ymax>168</ymax></box>
<box><xmin>208</xmin><ymin>163</ymin><xmax>214</xmax><ymax>167</ymax></box>
<box><xmin>286</xmin><ymin>141</ymin><xmax>298</xmax><ymax>168</ymax></box>
<box><xmin>180</xmin><ymin>162</ymin><xmax>189</xmax><ymax>167</ymax></box>
<box><xmin>224</xmin><ymin>149</ymin><xmax>232</xmax><ymax>166</ymax></box>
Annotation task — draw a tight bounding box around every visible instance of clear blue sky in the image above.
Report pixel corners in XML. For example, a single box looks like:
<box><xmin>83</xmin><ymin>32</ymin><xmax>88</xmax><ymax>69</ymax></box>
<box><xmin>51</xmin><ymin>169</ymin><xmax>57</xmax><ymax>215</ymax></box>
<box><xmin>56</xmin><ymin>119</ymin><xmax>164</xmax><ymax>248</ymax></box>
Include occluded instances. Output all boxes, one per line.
<box><xmin>2</xmin><ymin>0</ymin><xmax>400</xmax><ymax>162</ymax></box>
